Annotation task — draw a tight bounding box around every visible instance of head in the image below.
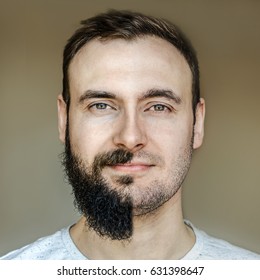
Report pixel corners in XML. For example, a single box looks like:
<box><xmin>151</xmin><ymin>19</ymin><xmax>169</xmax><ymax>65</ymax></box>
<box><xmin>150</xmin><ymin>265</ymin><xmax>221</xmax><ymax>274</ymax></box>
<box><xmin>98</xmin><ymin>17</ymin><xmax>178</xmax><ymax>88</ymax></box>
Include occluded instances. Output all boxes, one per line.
<box><xmin>62</xmin><ymin>10</ymin><xmax>200</xmax><ymax>115</ymax></box>
<box><xmin>58</xmin><ymin>10</ymin><xmax>205</xmax><ymax>240</ymax></box>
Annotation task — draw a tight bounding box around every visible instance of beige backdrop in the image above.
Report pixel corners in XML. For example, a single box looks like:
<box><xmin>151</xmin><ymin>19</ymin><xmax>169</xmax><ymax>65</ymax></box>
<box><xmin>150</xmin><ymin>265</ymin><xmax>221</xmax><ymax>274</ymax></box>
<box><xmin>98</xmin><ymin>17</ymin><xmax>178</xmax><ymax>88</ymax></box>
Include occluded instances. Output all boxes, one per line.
<box><xmin>0</xmin><ymin>0</ymin><xmax>259</xmax><ymax>256</ymax></box>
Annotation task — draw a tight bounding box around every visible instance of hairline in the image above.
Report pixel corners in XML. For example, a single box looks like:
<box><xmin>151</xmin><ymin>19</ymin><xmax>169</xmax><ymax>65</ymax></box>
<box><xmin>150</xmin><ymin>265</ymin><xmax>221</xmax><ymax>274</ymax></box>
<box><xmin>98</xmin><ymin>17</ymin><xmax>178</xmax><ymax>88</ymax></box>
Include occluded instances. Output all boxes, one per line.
<box><xmin>62</xmin><ymin>10</ymin><xmax>200</xmax><ymax>118</ymax></box>
<box><xmin>66</xmin><ymin>34</ymin><xmax>194</xmax><ymax>108</ymax></box>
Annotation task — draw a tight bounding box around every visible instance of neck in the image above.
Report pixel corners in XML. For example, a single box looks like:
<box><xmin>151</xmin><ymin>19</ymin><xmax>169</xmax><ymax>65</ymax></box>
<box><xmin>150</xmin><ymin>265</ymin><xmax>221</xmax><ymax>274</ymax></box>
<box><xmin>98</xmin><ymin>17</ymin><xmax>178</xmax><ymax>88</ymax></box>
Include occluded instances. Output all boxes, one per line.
<box><xmin>70</xmin><ymin>189</ymin><xmax>195</xmax><ymax>259</ymax></box>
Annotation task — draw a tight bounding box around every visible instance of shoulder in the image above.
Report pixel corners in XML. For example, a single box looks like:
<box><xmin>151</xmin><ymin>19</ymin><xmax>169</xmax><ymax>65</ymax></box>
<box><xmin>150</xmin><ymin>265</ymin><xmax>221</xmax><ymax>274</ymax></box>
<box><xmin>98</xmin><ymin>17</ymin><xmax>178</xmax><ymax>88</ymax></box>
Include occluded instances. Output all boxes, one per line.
<box><xmin>0</xmin><ymin>226</ymin><xmax>84</xmax><ymax>260</ymax></box>
<box><xmin>198</xmin><ymin>229</ymin><xmax>260</xmax><ymax>260</ymax></box>
<box><xmin>184</xmin><ymin>221</ymin><xmax>260</xmax><ymax>260</ymax></box>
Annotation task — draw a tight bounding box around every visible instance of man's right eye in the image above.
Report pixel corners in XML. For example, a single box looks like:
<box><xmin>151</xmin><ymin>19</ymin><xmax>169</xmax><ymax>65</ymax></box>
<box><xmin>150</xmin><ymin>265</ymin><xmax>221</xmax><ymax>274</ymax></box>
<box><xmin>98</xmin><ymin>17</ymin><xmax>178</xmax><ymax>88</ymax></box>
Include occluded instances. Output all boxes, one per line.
<box><xmin>88</xmin><ymin>102</ymin><xmax>116</xmax><ymax>113</ymax></box>
<box><xmin>91</xmin><ymin>103</ymin><xmax>108</xmax><ymax>110</ymax></box>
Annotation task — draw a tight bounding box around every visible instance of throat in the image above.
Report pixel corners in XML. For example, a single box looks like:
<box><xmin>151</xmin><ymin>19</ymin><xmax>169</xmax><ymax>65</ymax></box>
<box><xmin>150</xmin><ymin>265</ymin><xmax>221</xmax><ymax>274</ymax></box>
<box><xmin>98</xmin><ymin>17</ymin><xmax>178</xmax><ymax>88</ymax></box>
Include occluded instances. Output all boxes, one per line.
<box><xmin>70</xmin><ymin>200</ymin><xmax>195</xmax><ymax>259</ymax></box>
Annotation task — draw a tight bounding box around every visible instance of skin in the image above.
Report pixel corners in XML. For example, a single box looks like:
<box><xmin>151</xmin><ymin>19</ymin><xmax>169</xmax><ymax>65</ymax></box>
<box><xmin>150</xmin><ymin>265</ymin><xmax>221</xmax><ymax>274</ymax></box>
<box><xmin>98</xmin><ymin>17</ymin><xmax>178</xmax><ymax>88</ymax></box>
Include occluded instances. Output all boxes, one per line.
<box><xmin>57</xmin><ymin>36</ymin><xmax>205</xmax><ymax>259</ymax></box>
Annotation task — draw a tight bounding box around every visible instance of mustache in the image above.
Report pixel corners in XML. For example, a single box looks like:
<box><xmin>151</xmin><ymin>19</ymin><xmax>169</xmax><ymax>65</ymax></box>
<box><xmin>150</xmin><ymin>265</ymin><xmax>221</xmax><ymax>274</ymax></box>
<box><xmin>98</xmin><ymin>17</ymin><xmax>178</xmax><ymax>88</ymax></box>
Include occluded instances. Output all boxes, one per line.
<box><xmin>93</xmin><ymin>149</ymin><xmax>134</xmax><ymax>171</ymax></box>
<box><xmin>93</xmin><ymin>149</ymin><xmax>164</xmax><ymax>172</ymax></box>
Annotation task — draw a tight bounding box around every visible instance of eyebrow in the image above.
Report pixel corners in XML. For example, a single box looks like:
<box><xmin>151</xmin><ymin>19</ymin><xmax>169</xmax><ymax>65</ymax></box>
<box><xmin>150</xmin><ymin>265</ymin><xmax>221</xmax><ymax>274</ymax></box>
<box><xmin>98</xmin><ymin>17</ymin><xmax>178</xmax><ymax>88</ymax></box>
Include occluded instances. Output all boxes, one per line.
<box><xmin>140</xmin><ymin>88</ymin><xmax>182</xmax><ymax>105</ymax></box>
<box><xmin>78</xmin><ymin>90</ymin><xmax>116</xmax><ymax>104</ymax></box>
<box><xmin>78</xmin><ymin>88</ymin><xmax>182</xmax><ymax>105</ymax></box>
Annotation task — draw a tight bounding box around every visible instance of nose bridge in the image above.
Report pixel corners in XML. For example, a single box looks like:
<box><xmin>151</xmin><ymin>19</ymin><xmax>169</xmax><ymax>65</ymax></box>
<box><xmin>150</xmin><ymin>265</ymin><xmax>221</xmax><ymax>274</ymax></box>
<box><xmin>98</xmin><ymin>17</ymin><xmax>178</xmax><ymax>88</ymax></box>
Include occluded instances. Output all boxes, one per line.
<box><xmin>113</xmin><ymin>104</ymin><xmax>147</xmax><ymax>151</ymax></box>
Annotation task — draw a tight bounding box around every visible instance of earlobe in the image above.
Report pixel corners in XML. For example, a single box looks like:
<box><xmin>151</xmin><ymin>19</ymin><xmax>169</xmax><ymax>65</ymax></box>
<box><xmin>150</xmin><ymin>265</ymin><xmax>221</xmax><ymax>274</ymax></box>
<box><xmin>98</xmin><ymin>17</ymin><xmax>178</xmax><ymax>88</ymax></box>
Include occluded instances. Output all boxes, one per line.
<box><xmin>57</xmin><ymin>94</ymin><xmax>67</xmax><ymax>144</ymax></box>
<box><xmin>193</xmin><ymin>98</ymin><xmax>205</xmax><ymax>149</ymax></box>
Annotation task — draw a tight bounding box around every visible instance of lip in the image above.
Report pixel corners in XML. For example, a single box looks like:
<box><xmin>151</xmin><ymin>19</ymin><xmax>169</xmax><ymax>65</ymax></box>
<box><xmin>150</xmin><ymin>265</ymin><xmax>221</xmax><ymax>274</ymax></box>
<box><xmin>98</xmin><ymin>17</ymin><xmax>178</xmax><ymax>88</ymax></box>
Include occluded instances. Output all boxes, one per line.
<box><xmin>109</xmin><ymin>163</ymin><xmax>154</xmax><ymax>173</ymax></box>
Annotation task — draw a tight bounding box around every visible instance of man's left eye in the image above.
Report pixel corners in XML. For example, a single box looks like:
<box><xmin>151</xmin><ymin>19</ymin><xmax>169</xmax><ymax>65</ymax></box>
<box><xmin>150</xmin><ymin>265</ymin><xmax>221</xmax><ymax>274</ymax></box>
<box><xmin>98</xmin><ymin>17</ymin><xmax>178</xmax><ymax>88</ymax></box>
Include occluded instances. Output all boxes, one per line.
<box><xmin>153</xmin><ymin>104</ymin><xmax>166</xmax><ymax>111</ymax></box>
<box><xmin>149</xmin><ymin>104</ymin><xmax>171</xmax><ymax>112</ymax></box>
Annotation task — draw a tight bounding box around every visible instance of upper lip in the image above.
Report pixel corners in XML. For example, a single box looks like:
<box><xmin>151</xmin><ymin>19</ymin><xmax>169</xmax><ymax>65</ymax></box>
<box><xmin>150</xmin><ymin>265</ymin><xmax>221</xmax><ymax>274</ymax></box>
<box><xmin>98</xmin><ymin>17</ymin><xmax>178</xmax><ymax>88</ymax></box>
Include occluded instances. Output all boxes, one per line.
<box><xmin>112</xmin><ymin>162</ymin><xmax>154</xmax><ymax>166</ymax></box>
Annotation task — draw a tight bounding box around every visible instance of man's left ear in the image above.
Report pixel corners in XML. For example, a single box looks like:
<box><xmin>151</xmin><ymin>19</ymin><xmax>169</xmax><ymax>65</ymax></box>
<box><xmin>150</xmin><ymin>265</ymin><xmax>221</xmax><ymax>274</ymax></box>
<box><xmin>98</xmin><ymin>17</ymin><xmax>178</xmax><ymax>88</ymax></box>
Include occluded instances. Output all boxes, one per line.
<box><xmin>193</xmin><ymin>98</ymin><xmax>205</xmax><ymax>149</ymax></box>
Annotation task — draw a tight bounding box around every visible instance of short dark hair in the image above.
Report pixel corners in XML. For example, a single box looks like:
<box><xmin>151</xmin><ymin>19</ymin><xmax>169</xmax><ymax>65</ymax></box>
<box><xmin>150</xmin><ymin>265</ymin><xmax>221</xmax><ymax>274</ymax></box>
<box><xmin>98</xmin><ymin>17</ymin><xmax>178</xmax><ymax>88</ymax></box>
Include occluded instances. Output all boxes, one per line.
<box><xmin>62</xmin><ymin>10</ymin><xmax>200</xmax><ymax>114</ymax></box>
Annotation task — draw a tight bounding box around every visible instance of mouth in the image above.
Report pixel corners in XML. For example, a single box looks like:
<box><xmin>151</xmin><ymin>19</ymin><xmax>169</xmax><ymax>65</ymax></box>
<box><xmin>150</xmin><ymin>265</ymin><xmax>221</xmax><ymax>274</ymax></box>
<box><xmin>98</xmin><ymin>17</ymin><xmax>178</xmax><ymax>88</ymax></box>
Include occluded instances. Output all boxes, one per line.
<box><xmin>108</xmin><ymin>163</ymin><xmax>155</xmax><ymax>173</ymax></box>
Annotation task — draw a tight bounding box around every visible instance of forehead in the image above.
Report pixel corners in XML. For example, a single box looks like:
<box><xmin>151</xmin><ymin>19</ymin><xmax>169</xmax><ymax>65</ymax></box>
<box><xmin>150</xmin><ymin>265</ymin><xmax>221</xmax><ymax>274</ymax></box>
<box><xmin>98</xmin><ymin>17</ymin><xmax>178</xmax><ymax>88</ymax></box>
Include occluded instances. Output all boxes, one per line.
<box><xmin>69</xmin><ymin>36</ymin><xmax>192</xmax><ymax>101</ymax></box>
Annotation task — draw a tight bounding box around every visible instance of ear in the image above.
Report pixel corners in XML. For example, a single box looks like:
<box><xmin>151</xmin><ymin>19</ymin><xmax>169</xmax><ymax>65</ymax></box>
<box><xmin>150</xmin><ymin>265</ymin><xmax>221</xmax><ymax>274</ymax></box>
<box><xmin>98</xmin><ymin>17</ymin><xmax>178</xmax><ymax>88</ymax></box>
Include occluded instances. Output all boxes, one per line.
<box><xmin>193</xmin><ymin>98</ymin><xmax>205</xmax><ymax>149</ymax></box>
<box><xmin>57</xmin><ymin>94</ymin><xmax>67</xmax><ymax>144</ymax></box>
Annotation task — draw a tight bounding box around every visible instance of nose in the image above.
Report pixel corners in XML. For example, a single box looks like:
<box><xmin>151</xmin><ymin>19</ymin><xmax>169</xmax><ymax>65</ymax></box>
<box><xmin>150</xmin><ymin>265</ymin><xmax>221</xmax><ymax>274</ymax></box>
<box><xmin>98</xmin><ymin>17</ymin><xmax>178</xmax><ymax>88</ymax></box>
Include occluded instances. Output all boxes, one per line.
<box><xmin>113</xmin><ymin>110</ymin><xmax>147</xmax><ymax>153</ymax></box>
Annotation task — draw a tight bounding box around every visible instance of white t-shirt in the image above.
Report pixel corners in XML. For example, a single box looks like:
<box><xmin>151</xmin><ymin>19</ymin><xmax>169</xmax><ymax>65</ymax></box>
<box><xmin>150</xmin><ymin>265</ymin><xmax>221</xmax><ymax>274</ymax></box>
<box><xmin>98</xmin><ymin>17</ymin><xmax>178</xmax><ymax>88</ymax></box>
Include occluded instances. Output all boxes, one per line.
<box><xmin>1</xmin><ymin>221</ymin><xmax>259</xmax><ymax>260</ymax></box>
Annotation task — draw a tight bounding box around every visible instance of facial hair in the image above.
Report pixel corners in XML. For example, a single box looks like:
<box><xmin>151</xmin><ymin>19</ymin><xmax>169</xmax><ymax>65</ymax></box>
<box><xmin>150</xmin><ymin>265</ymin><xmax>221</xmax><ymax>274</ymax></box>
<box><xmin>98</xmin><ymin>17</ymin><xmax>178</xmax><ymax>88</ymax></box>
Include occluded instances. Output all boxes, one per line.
<box><xmin>62</xmin><ymin>122</ymin><xmax>194</xmax><ymax>241</ymax></box>
<box><xmin>62</xmin><ymin>125</ymin><xmax>136</xmax><ymax>240</ymax></box>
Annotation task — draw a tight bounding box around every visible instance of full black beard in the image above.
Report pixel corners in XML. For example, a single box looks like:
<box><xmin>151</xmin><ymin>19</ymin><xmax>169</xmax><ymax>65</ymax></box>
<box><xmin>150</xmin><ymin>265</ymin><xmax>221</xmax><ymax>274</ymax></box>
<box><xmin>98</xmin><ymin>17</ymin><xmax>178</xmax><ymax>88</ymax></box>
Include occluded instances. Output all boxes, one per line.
<box><xmin>62</xmin><ymin>127</ymin><xmax>135</xmax><ymax>241</ymax></box>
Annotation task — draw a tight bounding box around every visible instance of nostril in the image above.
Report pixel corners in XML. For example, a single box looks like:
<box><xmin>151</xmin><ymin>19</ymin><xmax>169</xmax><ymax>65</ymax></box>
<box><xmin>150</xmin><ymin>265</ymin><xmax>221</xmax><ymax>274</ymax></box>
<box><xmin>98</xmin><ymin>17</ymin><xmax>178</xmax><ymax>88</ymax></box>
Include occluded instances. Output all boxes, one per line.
<box><xmin>113</xmin><ymin>119</ymin><xmax>147</xmax><ymax>151</ymax></box>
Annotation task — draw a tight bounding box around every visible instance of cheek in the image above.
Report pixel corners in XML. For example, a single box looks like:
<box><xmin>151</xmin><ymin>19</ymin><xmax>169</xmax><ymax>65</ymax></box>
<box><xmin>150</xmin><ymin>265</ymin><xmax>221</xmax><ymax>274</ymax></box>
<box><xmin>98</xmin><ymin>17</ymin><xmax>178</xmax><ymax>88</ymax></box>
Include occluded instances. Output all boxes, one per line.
<box><xmin>146</xmin><ymin>116</ymin><xmax>193</xmax><ymax>144</ymax></box>
<box><xmin>146</xmin><ymin>117</ymin><xmax>193</xmax><ymax>162</ymax></box>
<box><xmin>68</xmin><ymin>114</ymin><xmax>114</xmax><ymax>161</ymax></box>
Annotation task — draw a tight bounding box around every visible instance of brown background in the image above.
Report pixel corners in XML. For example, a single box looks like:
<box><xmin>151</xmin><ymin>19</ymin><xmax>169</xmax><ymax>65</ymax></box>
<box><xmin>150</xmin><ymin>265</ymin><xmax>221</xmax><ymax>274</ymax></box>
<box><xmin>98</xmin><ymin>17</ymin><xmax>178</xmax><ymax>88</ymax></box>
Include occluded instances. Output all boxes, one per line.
<box><xmin>0</xmin><ymin>0</ymin><xmax>259</xmax><ymax>256</ymax></box>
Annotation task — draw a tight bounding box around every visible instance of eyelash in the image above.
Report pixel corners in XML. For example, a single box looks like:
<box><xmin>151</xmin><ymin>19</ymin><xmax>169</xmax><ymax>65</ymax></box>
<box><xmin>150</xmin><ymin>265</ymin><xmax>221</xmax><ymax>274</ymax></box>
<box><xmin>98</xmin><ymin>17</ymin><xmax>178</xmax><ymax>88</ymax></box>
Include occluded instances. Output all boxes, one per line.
<box><xmin>89</xmin><ymin>102</ymin><xmax>115</xmax><ymax>111</ymax></box>
<box><xmin>91</xmin><ymin>103</ymin><xmax>109</xmax><ymax>109</ymax></box>
<box><xmin>88</xmin><ymin>102</ymin><xmax>173</xmax><ymax>113</ymax></box>
<box><xmin>146</xmin><ymin>104</ymin><xmax>172</xmax><ymax>112</ymax></box>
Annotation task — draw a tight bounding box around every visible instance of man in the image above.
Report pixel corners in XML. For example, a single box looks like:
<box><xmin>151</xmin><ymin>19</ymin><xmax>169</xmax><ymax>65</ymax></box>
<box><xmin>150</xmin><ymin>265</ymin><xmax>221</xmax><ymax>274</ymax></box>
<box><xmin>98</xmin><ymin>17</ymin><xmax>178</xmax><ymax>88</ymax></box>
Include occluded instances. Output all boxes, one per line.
<box><xmin>1</xmin><ymin>10</ymin><xmax>259</xmax><ymax>260</ymax></box>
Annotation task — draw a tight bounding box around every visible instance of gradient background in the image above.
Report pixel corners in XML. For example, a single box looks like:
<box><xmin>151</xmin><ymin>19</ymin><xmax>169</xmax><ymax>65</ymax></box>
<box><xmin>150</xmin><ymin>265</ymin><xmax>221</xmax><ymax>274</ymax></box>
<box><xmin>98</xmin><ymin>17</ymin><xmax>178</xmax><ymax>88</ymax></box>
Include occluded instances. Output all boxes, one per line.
<box><xmin>0</xmin><ymin>0</ymin><xmax>259</xmax><ymax>256</ymax></box>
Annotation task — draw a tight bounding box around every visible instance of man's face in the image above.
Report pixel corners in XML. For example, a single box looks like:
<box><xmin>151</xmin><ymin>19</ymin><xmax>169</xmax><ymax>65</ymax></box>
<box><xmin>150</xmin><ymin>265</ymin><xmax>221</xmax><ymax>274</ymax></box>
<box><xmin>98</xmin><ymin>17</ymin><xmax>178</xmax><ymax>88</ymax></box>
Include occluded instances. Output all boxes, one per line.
<box><xmin>58</xmin><ymin>36</ymin><xmax>205</xmax><ymax>239</ymax></box>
